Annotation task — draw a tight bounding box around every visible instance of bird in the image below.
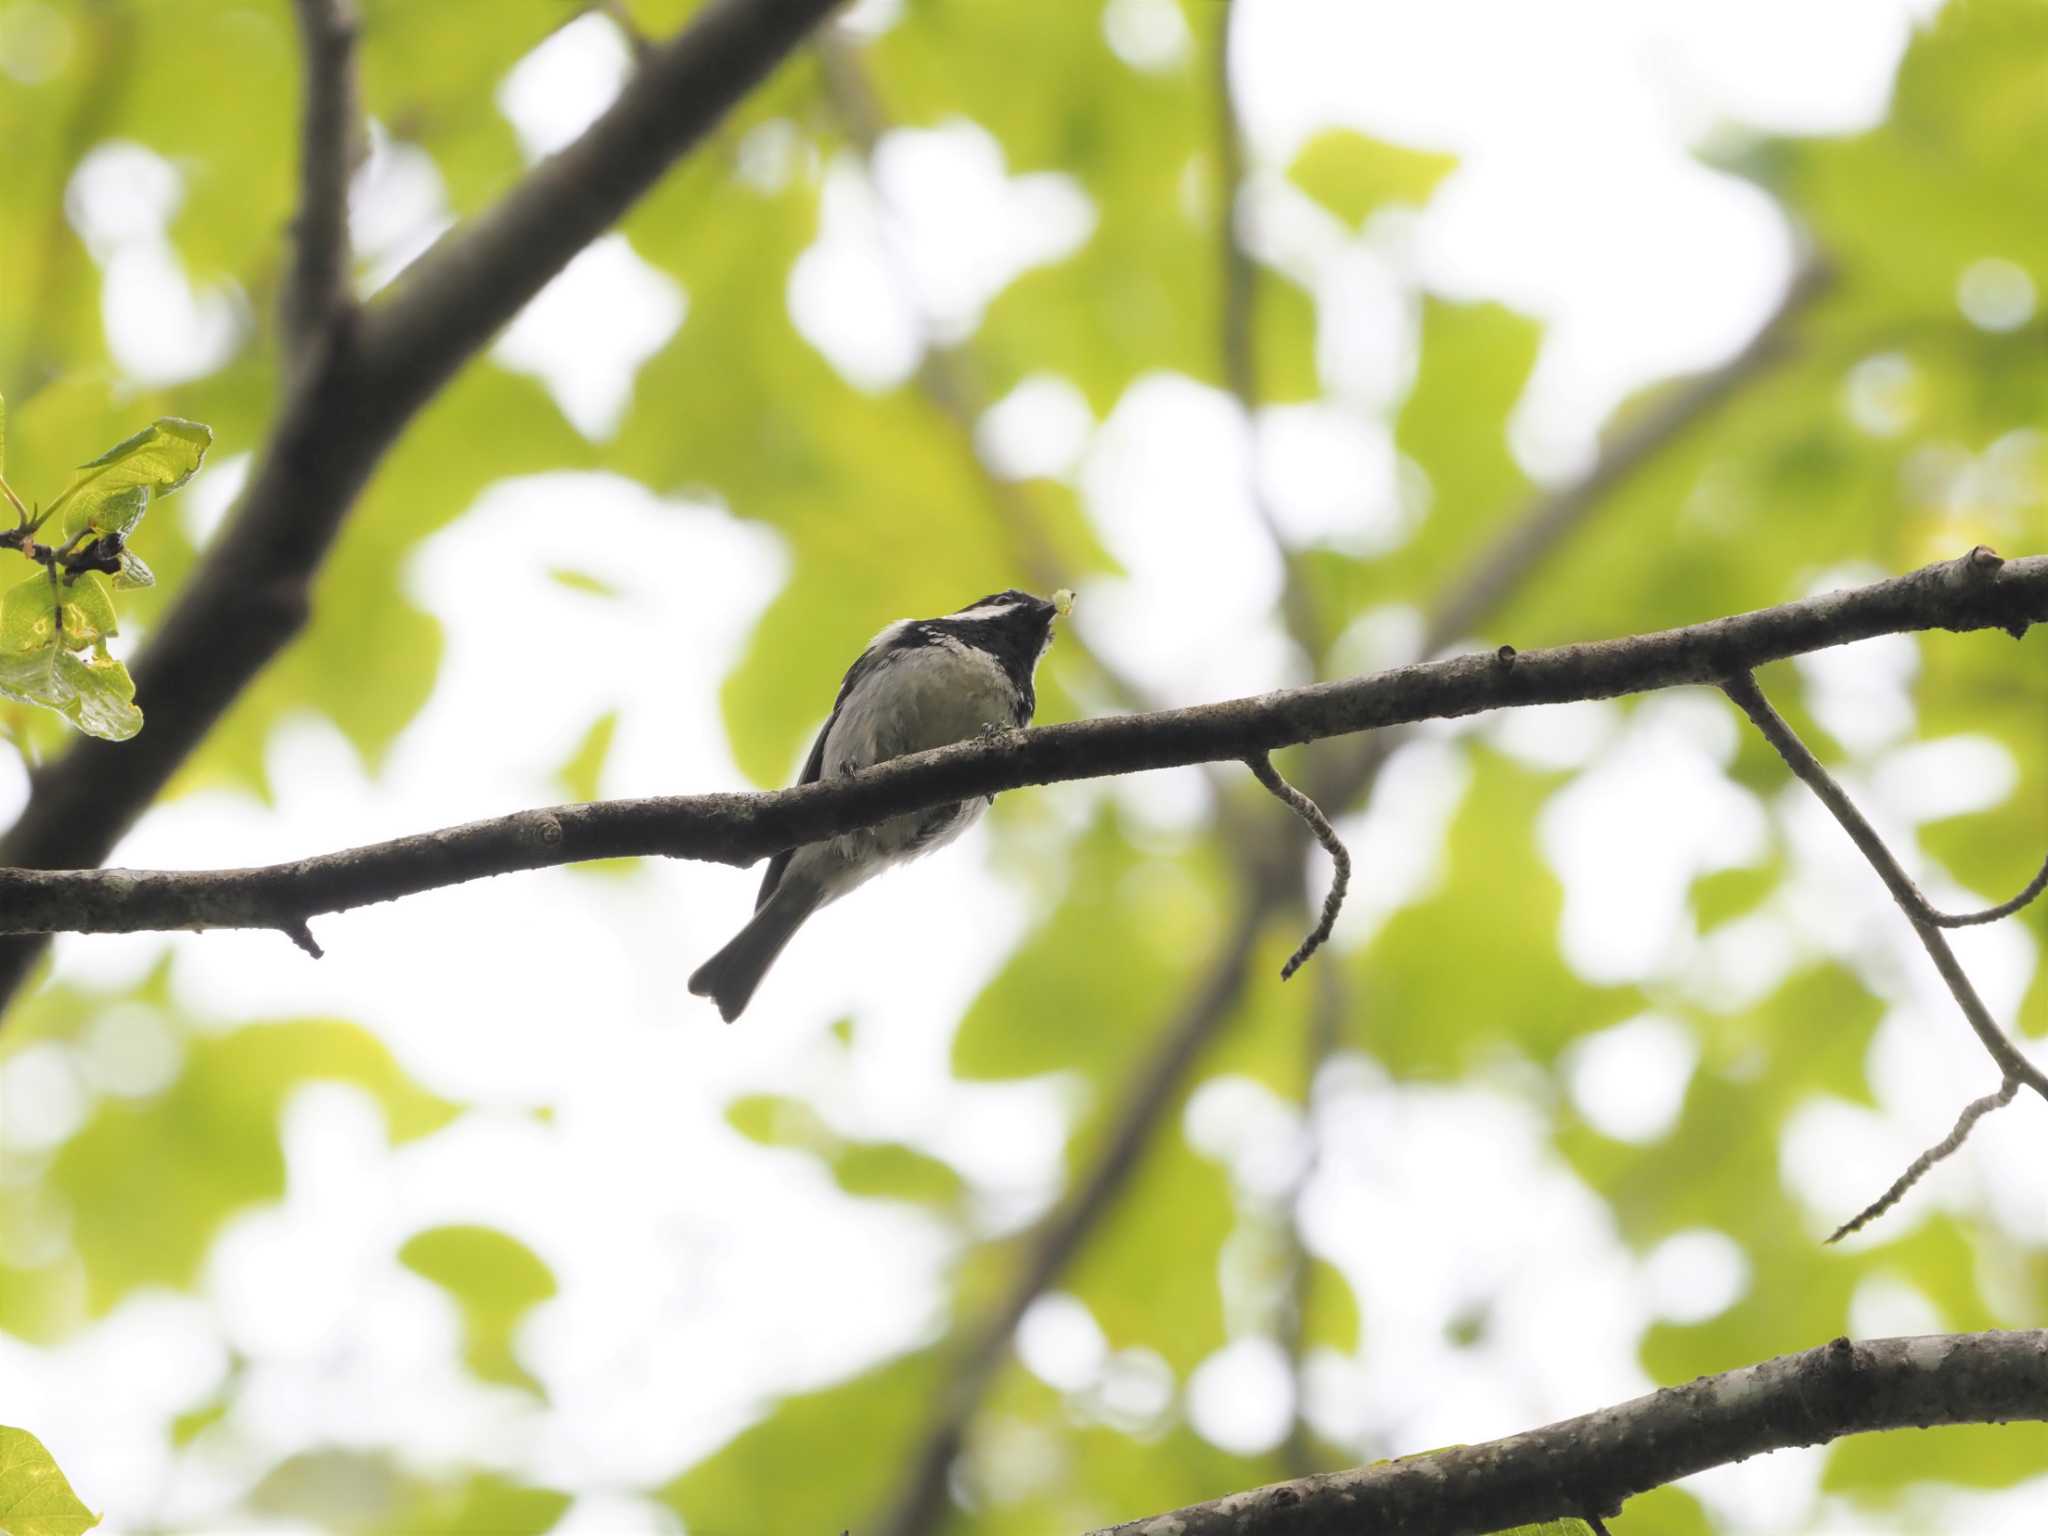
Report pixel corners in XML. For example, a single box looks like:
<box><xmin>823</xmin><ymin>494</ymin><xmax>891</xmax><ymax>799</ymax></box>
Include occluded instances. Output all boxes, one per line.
<box><xmin>689</xmin><ymin>587</ymin><xmax>1070</xmax><ymax>1021</ymax></box>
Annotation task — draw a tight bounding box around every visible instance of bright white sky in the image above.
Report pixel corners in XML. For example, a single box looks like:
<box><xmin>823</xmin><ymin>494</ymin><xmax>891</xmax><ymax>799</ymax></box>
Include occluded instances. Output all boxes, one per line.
<box><xmin>5</xmin><ymin>1</ymin><xmax>2043</xmax><ymax>1532</ymax></box>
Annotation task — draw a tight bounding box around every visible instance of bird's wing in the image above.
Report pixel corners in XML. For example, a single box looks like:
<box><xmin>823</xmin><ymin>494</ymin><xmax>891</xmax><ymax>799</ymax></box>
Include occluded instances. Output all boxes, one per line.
<box><xmin>753</xmin><ymin>638</ymin><xmax>893</xmax><ymax>910</ymax></box>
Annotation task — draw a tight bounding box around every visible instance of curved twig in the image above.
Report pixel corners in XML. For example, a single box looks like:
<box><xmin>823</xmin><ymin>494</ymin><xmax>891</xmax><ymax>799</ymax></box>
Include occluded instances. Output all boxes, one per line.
<box><xmin>1925</xmin><ymin>851</ymin><xmax>2048</xmax><ymax>928</ymax></box>
<box><xmin>1721</xmin><ymin>666</ymin><xmax>2048</xmax><ymax>1110</ymax></box>
<box><xmin>1828</xmin><ymin>1078</ymin><xmax>2019</xmax><ymax>1244</ymax></box>
<box><xmin>1247</xmin><ymin>753</ymin><xmax>1351</xmax><ymax>979</ymax></box>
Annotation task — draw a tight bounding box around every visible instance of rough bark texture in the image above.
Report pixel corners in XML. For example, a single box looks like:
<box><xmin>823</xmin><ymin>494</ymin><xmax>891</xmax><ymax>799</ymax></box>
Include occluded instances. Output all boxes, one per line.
<box><xmin>1087</xmin><ymin>1332</ymin><xmax>2048</xmax><ymax>1536</ymax></box>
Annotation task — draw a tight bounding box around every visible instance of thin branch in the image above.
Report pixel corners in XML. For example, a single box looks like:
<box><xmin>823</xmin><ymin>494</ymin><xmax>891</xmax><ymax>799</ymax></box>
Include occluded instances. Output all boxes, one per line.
<box><xmin>281</xmin><ymin>0</ymin><xmax>362</xmax><ymax>357</ymax></box>
<box><xmin>1246</xmin><ymin>753</ymin><xmax>1351</xmax><ymax>979</ymax></box>
<box><xmin>871</xmin><ymin>895</ymin><xmax>1277</xmax><ymax>1536</ymax></box>
<box><xmin>1085</xmin><ymin>1332</ymin><xmax>2048</xmax><ymax>1536</ymax></box>
<box><xmin>0</xmin><ymin>0</ymin><xmax>848</xmax><ymax>1018</ymax></box>
<box><xmin>2</xmin><ymin>552</ymin><xmax>2040</xmax><ymax>943</ymax></box>
<box><xmin>1829</xmin><ymin>1078</ymin><xmax>2019</xmax><ymax>1244</ymax></box>
<box><xmin>1923</xmin><ymin>850</ymin><xmax>2048</xmax><ymax>928</ymax></box>
<box><xmin>1307</xmin><ymin>255</ymin><xmax>1832</xmax><ymax>815</ymax></box>
<box><xmin>1720</xmin><ymin>665</ymin><xmax>2048</xmax><ymax>1109</ymax></box>
<box><xmin>354</xmin><ymin>0</ymin><xmax>848</xmax><ymax>426</ymax></box>
<box><xmin>1420</xmin><ymin>256</ymin><xmax>1834</xmax><ymax>656</ymax></box>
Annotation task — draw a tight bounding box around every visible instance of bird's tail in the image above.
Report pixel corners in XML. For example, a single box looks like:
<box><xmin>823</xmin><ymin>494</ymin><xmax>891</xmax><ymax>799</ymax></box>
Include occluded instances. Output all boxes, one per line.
<box><xmin>688</xmin><ymin>880</ymin><xmax>823</xmax><ymax>1023</ymax></box>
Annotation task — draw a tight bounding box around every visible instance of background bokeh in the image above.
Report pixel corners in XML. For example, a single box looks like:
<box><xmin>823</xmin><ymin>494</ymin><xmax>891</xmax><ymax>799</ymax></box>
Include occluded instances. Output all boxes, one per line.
<box><xmin>3</xmin><ymin>1</ymin><xmax>2047</xmax><ymax>1532</ymax></box>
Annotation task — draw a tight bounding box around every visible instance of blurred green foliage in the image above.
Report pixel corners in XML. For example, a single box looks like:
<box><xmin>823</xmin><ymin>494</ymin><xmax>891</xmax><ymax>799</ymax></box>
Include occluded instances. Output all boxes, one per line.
<box><xmin>1</xmin><ymin>1</ymin><xmax>2046</xmax><ymax>1534</ymax></box>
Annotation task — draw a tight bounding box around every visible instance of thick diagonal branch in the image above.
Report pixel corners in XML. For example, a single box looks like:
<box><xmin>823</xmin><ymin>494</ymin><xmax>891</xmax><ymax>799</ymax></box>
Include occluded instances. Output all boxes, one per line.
<box><xmin>1085</xmin><ymin>1332</ymin><xmax>2048</xmax><ymax>1536</ymax></box>
<box><xmin>2</xmin><ymin>552</ymin><xmax>2041</xmax><ymax>941</ymax></box>
<box><xmin>0</xmin><ymin>0</ymin><xmax>848</xmax><ymax>1016</ymax></box>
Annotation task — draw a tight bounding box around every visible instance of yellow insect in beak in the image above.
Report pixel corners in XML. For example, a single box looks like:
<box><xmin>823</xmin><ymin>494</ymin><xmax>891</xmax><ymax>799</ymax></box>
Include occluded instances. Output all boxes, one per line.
<box><xmin>1053</xmin><ymin>587</ymin><xmax>1075</xmax><ymax>617</ymax></box>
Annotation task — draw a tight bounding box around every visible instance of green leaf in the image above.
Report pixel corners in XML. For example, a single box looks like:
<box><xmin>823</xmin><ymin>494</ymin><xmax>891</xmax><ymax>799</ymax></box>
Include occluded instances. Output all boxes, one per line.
<box><xmin>48</xmin><ymin>417</ymin><xmax>210</xmax><ymax>533</ymax></box>
<box><xmin>1287</xmin><ymin>128</ymin><xmax>1457</xmax><ymax>227</ymax></box>
<box><xmin>112</xmin><ymin>550</ymin><xmax>155</xmax><ymax>591</ymax></box>
<box><xmin>0</xmin><ymin>575</ymin><xmax>142</xmax><ymax>742</ymax></box>
<box><xmin>399</xmin><ymin>1225</ymin><xmax>558</xmax><ymax>1396</ymax></box>
<box><xmin>0</xmin><ymin>573</ymin><xmax>56</xmax><ymax>655</ymax></box>
<box><xmin>832</xmin><ymin>1141</ymin><xmax>965</xmax><ymax>1208</ymax></box>
<box><xmin>0</xmin><ymin>1426</ymin><xmax>100</xmax><ymax>1536</ymax></box>
<box><xmin>59</xmin><ymin>482</ymin><xmax>148</xmax><ymax>545</ymax></box>
<box><xmin>56</xmin><ymin>574</ymin><xmax>117</xmax><ymax>650</ymax></box>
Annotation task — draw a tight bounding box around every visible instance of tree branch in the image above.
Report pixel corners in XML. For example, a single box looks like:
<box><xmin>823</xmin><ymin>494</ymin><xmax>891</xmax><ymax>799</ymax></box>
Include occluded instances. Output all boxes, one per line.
<box><xmin>865</xmin><ymin>250</ymin><xmax>1827</xmax><ymax>1534</ymax></box>
<box><xmin>1305</xmin><ymin>255</ymin><xmax>1831</xmax><ymax>816</ymax></box>
<box><xmin>280</xmin><ymin>0</ymin><xmax>362</xmax><ymax>356</ymax></box>
<box><xmin>872</xmin><ymin>892</ymin><xmax>1278</xmax><ymax>1536</ymax></box>
<box><xmin>1</xmin><ymin>552</ymin><xmax>2038</xmax><ymax>942</ymax></box>
<box><xmin>1720</xmin><ymin>663</ymin><xmax>2048</xmax><ymax>1110</ymax></box>
<box><xmin>1829</xmin><ymin>1078</ymin><xmax>2018</xmax><ymax>1244</ymax></box>
<box><xmin>0</xmin><ymin>0</ymin><xmax>848</xmax><ymax>1016</ymax></box>
<box><xmin>1084</xmin><ymin>1331</ymin><xmax>2048</xmax><ymax>1536</ymax></box>
<box><xmin>353</xmin><ymin>0</ymin><xmax>847</xmax><ymax>425</ymax></box>
<box><xmin>1420</xmin><ymin>257</ymin><xmax>1834</xmax><ymax>654</ymax></box>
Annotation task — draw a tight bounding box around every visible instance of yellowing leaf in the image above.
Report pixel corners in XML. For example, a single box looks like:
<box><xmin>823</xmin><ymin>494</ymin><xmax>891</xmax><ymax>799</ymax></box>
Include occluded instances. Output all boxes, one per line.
<box><xmin>0</xmin><ymin>1425</ymin><xmax>100</xmax><ymax>1536</ymax></box>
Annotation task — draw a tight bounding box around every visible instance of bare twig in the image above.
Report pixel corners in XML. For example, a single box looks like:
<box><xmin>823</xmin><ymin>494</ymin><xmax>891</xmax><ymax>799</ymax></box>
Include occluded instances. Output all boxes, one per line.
<box><xmin>1923</xmin><ymin>850</ymin><xmax>2048</xmax><ymax>928</ymax></box>
<box><xmin>281</xmin><ymin>0</ymin><xmax>362</xmax><ymax>356</ymax></box>
<box><xmin>0</xmin><ymin>0</ymin><xmax>849</xmax><ymax>1018</ymax></box>
<box><xmin>1246</xmin><ymin>753</ymin><xmax>1351</xmax><ymax>979</ymax></box>
<box><xmin>1720</xmin><ymin>665</ymin><xmax>2048</xmax><ymax>1110</ymax></box>
<box><xmin>871</xmin><ymin>895</ymin><xmax>1277</xmax><ymax>1536</ymax></box>
<box><xmin>1828</xmin><ymin>1078</ymin><xmax>2019</xmax><ymax>1244</ymax></box>
<box><xmin>3</xmin><ymin>553</ymin><xmax>2040</xmax><ymax>944</ymax></box>
<box><xmin>1084</xmin><ymin>1332</ymin><xmax>2048</xmax><ymax>1536</ymax></box>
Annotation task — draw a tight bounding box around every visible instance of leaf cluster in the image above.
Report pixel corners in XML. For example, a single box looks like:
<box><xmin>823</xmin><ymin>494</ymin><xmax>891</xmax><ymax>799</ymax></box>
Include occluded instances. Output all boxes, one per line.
<box><xmin>0</xmin><ymin>405</ymin><xmax>211</xmax><ymax>741</ymax></box>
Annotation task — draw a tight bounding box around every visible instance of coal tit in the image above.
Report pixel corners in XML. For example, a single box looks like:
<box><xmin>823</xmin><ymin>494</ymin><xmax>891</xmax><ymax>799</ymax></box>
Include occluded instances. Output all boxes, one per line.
<box><xmin>689</xmin><ymin>588</ymin><xmax>1070</xmax><ymax>1022</ymax></box>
